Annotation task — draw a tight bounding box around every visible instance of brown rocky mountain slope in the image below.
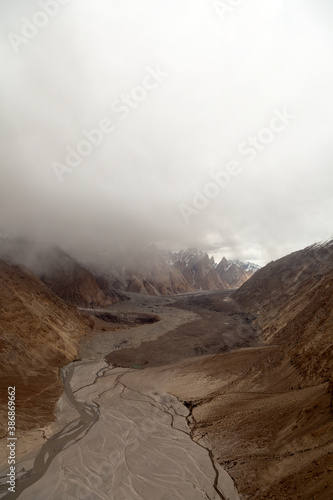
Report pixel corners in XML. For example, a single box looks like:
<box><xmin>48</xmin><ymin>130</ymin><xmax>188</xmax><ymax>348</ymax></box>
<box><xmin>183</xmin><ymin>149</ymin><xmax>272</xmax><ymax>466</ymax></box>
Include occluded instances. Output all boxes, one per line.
<box><xmin>0</xmin><ymin>260</ymin><xmax>160</xmax><ymax>443</ymax></box>
<box><xmin>39</xmin><ymin>249</ymin><xmax>127</xmax><ymax>308</ymax></box>
<box><xmin>0</xmin><ymin>260</ymin><xmax>96</xmax><ymax>436</ymax></box>
<box><xmin>234</xmin><ymin>240</ymin><xmax>333</xmax><ymax>382</ymax></box>
<box><xmin>0</xmin><ymin>241</ymin><xmax>127</xmax><ymax>308</ymax></box>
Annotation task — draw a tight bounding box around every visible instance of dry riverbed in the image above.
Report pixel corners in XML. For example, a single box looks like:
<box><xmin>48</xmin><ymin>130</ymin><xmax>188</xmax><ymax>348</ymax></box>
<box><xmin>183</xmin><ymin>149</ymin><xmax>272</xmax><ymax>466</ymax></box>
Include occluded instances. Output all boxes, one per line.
<box><xmin>0</xmin><ymin>292</ymin><xmax>242</xmax><ymax>500</ymax></box>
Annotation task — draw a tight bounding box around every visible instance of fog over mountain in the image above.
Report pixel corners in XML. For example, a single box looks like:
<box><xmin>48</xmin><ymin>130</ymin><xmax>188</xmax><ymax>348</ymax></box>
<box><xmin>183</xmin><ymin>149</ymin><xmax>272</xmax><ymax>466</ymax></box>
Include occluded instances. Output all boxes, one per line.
<box><xmin>1</xmin><ymin>0</ymin><xmax>333</xmax><ymax>265</ymax></box>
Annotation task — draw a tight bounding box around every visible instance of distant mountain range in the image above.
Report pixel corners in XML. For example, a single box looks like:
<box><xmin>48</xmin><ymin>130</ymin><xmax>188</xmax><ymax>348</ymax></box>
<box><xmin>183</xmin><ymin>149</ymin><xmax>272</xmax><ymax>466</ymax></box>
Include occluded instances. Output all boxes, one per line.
<box><xmin>94</xmin><ymin>246</ymin><xmax>259</xmax><ymax>297</ymax></box>
<box><xmin>0</xmin><ymin>240</ymin><xmax>259</xmax><ymax>306</ymax></box>
<box><xmin>166</xmin><ymin>248</ymin><xmax>259</xmax><ymax>291</ymax></box>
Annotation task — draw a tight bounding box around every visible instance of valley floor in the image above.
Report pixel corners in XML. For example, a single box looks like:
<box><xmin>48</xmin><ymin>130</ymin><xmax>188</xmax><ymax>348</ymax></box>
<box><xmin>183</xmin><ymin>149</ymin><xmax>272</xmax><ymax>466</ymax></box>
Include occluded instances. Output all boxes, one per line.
<box><xmin>105</xmin><ymin>292</ymin><xmax>333</xmax><ymax>499</ymax></box>
<box><xmin>1</xmin><ymin>291</ymin><xmax>332</xmax><ymax>499</ymax></box>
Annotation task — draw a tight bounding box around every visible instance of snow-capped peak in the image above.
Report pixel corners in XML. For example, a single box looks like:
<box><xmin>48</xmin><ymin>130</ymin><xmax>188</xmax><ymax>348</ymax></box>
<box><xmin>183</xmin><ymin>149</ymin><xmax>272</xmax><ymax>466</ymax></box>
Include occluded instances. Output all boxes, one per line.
<box><xmin>228</xmin><ymin>259</ymin><xmax>261</xmax><ymax>272</ymax></box>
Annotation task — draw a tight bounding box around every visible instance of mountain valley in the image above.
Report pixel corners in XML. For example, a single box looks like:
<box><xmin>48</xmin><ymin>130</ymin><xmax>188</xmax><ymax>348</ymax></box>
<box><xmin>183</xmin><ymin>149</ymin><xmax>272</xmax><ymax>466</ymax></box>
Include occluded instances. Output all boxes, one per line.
<box><xmin>0</xmin><ymin>240</ymin><xmax>332</xmax><ymax>499</ymax></box>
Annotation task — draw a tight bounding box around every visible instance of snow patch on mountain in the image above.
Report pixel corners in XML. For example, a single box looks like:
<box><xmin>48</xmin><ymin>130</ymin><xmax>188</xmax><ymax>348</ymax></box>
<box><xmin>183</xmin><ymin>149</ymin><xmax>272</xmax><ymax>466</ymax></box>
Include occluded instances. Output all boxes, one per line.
<box><xmin>229</xmin><ymin>259</ymin><xmax>261</xmax><ymax>272</ymax></box>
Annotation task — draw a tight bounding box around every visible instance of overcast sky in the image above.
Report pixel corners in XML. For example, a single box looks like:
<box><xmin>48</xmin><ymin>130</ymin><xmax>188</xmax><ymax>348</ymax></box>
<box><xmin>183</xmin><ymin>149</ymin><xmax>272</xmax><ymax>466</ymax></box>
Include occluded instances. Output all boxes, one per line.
<box><xmin>1</xmin><ymin>0</ymin><xmax>332</xmax><ymax>265</ymax></box>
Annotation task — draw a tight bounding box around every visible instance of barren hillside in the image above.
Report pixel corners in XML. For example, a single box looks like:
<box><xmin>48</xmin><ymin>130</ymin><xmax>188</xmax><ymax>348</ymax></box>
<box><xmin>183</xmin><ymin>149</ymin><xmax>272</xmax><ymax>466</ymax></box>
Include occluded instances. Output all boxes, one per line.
<box><xmin>234</xmin><ymin>240</ymin><xmax>333</xmax><ymax>382</ymax></box>
<box><xmin>0</xmin><ymin>260</ymin><xmax>97</xmax><ymax>436</ymax></box>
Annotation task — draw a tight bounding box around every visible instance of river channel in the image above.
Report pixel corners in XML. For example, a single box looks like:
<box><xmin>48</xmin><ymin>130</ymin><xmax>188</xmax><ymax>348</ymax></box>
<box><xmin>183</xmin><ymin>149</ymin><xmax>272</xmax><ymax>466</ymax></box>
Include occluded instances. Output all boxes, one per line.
<box><xmin>0</xmin><ymin>294</ymin><xmax>241</xmax><ymax>500</ymax></box>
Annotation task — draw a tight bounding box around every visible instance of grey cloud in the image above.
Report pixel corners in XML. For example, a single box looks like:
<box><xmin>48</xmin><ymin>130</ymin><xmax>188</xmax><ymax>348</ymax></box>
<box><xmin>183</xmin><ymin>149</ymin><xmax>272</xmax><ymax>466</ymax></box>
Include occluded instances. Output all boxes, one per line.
<box><xmin>0</xmin><ymin>0</ymin><xmax>332</xmax><ymax>266</ymax></box>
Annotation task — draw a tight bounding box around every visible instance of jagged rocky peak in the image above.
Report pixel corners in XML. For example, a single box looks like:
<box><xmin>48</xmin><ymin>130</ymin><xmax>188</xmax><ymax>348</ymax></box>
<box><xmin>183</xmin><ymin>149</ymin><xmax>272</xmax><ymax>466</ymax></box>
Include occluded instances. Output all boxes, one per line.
<box><xmin>216</xmin><ymin>256</ymin><xmax>229</xmax><ymax>272</ymax></box>
<box><xmin>168</xmin><ymin>248</ymin><xmax>206</xmax><ymax>265</ymax></box>
<box><xmin>169</xmin><ymin>248</ymin><xmax>229</xmax><ymax>291</ymax></box>
<box><xmin>157</xmin><ymin>248</ymin><xmax>260</xmax><ymax>292</ymax></box>
<box><xmin>229</xmin><ymin>258</ymin><xmax>261</xmax><ymax>273</ymax></box>
<box><xmin>215</xmin><ymin>256</ymin><xmax>260</xmax><ymax>288</ymax></box>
